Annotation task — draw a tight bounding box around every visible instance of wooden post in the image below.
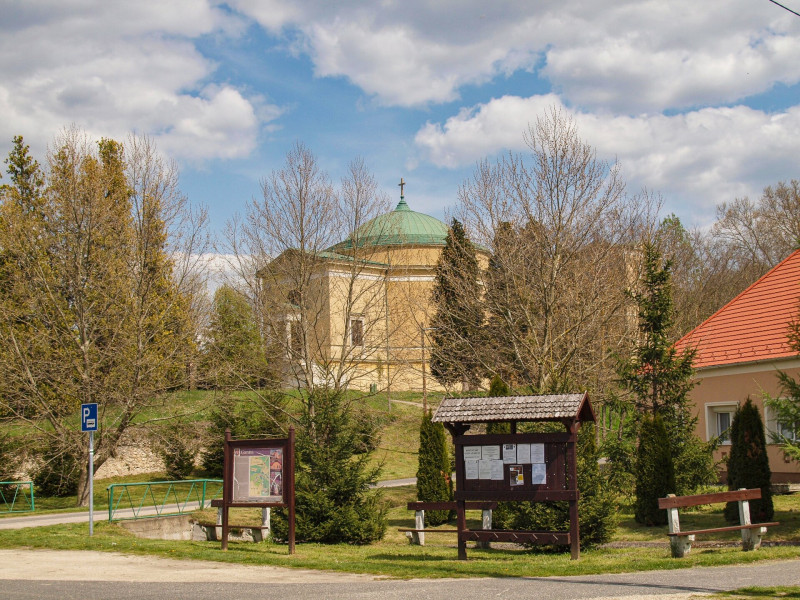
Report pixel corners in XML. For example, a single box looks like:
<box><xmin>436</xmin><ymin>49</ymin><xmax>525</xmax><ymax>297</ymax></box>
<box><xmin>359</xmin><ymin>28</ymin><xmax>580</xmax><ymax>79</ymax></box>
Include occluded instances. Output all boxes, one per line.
<box><xmin>288</xmin><ymin>426</ymin><xmax>296</xmax><ymax>554</ymax></box>
<box><xmin>221</xmin><ymin>428</ymin><xmax>231</xmax><ymax>551</ymax></box>
<box><xmin>567</xmin><ymin>421</ymin><xmax>580</xmax><ymax>560</ymax></box>
<box><xmin>457</xmin><ymin>499</ymin><xmax>467</xmax><ymax>560</ymax></box>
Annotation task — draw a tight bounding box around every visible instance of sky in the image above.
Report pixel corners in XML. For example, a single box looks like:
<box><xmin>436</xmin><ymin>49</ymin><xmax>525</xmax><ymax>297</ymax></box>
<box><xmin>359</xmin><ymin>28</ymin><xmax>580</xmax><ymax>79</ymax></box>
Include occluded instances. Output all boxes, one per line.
<box><xmin>2</xmin><ymin>0</ymin><xmax>800</xmax><ymax>241</ymax></box>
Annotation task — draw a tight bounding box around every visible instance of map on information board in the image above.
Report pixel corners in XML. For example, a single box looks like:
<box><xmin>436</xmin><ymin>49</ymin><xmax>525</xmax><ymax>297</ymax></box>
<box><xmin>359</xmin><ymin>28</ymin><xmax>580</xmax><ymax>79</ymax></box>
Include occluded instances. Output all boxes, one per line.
<box><xmin>232</xmin><ymin>447</ymin><xmax>283</xmax><ymax>503</ymax></box>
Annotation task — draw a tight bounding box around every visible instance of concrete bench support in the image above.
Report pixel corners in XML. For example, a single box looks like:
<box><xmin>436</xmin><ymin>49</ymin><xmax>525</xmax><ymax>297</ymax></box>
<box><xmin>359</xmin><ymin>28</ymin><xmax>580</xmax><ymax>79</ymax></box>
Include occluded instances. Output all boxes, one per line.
<box><xmin>406</xmin><ymin>508</ymin><xmax>493</xmax><ymax>548</ymax></box>
<box><xmin>661</xmin><ymin>488</ymin><xmax>777</xmax><ymax>558</ymax></box>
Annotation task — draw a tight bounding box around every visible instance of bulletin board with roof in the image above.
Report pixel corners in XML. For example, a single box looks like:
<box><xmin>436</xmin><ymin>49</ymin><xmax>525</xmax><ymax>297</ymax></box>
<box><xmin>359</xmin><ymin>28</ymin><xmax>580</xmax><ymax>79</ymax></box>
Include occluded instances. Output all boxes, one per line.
<box><xmin>432</xmin><ymin>393</ymin><xmax>595</xmax><ymax>560</ymax></box>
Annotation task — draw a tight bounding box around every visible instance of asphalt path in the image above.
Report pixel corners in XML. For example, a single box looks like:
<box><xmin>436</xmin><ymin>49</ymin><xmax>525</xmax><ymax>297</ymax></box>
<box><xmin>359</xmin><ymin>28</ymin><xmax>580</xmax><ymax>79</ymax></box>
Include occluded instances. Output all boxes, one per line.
<box><xmin>0</xmin><ymin>478</ymin><xmax>417</xmax><ymax>530</ymax></box>
<box><xmin>0</xmin><ymin>549</ymin><xmax>798</xmax><ymax>600</ymax></box>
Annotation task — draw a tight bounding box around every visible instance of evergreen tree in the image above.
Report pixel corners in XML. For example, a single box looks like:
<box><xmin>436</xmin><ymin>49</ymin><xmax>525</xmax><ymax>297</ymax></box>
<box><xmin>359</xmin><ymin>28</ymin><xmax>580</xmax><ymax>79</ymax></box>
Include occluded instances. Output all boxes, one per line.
<box><xmin>766</xmin><ymin>315</ymin><xmax>800</xmax><ymax>463</ymax></box>
<box><xmin>201</xmin><ymin>285</ymin><xmax>272</xmax><ymax>389</ymax></box>
<box><xmin>0</xmin><ymin>132</ymin><xmax>202</xmax><ymax>505</ymax></box>
<box><xmin>617</xmin><ymin>242</ymin><xmax>715</xmax><ymax>501</ymax></box>
<box><xmin>429</xmin><ymin>219</ymin><xmax>483</xmax><ymax>390</ymax></box>
<box><xmin>634</xmin><ymin>414</ymin><xmax>674</xmax><ymax>525</ymax></box>
<box><xmin>272</xmin><ymin>391</ymin><xmax>387</xmax><ymax>544</ymax></box>
<box><xmin>416</xmin><ymin>410</ymin><xmax>453</xmax><ymax>526</ymax></box>
<box><xmin>724</xmin><ymin>398</ymin><xmax>774</xmax><ymax>523</ymax></box>
<box><xmin>486</xmin><ymin>374</ymin><xmax>511</xmax><ymax>435</ymax></box>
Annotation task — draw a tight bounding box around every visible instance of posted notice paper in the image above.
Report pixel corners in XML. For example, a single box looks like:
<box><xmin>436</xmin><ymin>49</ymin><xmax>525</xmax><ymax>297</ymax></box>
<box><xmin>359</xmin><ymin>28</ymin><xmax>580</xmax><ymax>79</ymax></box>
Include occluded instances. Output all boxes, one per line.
<box><xmin>530</xmin><ymin>443</ymin><xmax>545</xmax><ymax>464</ymax></box>
<box><xmin>502</xmin><ymin>444</ymin><xmax>516</xmax><ymax>463</ymax></box>
<box><xmin>482</xmin><ymin>446</ymin><xmax>501</xmax><ymax>460</ymax></box>
<box><xmin>465</xmin><ymin>460</ymin><xmax>479</xmax><ymax>480</ymax></box>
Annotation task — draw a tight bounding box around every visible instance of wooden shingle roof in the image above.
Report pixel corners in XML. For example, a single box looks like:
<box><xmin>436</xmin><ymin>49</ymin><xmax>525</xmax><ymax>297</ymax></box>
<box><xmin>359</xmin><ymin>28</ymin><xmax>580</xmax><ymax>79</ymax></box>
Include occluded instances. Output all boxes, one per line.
<box><xmin>675</xmin><ymin>249</ymin><xmax>800</xmax><ymax>369</ymax></box>
<box><xmin>432</xmin><ymin>393</ymin><xmax>594</xmax><ymax>424</ymax></box>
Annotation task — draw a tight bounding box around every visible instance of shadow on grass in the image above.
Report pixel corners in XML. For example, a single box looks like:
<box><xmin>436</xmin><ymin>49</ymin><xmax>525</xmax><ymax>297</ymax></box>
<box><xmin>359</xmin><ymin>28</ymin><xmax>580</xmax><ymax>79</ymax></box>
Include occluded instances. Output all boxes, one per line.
<box><xmin>722</xmin><ymin>588</ymin><xmax>800</xmax><ymax>599</ymax></box>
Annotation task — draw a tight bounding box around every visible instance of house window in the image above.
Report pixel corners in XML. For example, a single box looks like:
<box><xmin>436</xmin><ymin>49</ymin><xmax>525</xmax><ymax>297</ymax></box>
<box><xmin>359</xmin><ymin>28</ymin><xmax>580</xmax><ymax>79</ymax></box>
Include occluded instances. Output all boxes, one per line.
<box><xmin>706</xmin><ymin>404</ymin><xmax>737</xmax><ymax>445</ymax></box>
<box><xmin>350</xmin><ymin>318</ymin><xmax>364</xmax><ymax>347</ymax></box>
<box><xmin>765</xmin><ymin>404</ymin><xmax>798</xmax><ymax>443</ymax></box>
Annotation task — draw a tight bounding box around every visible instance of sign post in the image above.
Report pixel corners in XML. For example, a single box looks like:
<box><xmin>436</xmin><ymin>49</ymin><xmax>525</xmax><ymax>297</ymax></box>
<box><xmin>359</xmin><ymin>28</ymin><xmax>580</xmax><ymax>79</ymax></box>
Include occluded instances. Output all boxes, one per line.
<box><xmin>81</xmin><ymin>403</ymin><xmax>98</xmax><ymax>536</ymax></box>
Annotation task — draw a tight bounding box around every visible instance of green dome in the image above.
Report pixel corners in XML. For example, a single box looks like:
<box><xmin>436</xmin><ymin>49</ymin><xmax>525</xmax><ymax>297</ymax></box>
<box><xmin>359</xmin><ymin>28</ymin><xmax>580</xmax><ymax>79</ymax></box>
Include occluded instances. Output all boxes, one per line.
<box><xmin>332</xmin><ymin>199</ymin><xmax>448</xmax><ymax>250</ymax></box>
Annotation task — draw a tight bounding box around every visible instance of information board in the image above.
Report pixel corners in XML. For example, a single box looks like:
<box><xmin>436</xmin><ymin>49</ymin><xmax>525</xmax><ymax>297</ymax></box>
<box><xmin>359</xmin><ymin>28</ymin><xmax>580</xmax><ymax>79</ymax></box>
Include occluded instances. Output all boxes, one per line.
<box><xmin>232</xmin><ymin>446</ymin><xmax>284</xmax><ymax>503</ymax></box>
<box><xmin>454</xmin><ymin>432</ymin><xmax>572</xmax><ymax>498</ymax></box>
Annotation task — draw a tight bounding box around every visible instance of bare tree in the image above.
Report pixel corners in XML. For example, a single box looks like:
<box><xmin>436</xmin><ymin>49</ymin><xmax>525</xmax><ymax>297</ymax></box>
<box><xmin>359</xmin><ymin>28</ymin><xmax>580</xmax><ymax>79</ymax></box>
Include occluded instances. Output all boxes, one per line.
<box><xmin>222</xmin><ymin>144</ymin><xmax>392</xmax><ymax>419</ymax></box>
<box><xmin>714</xmin><ymin>180</ymin><xmax>800</xmax><ymax>272</ymax></box>
<box><xmin>457</xmin><ymin>108</ymin><xmax>653</xmax><ymax>397</ymax></box>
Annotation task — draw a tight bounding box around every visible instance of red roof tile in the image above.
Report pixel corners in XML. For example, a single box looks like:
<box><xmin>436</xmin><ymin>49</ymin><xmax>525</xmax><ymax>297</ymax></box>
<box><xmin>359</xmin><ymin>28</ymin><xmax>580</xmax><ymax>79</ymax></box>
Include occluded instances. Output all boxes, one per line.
<box><xmin>675</xmin><ymin>249</ymin><xmax>800</xmax><ymax>369</ymax></box>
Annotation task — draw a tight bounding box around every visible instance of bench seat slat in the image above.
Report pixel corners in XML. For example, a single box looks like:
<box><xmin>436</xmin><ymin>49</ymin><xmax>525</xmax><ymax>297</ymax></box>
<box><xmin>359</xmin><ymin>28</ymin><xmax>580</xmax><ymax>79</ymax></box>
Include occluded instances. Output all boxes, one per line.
<box><xmin>670</xmin><ymin>522</ymin><xmax>779</xmax><ymax>537</ymax></box>
<box><xmin>658</xmin><ymin>488</ymin><xmax>761</xmax><ymax>509</ymax></box>
<box><xmin>406</xmin><ymin>501</ymin><xmax>497</xmax><ymax>511</ymax></box>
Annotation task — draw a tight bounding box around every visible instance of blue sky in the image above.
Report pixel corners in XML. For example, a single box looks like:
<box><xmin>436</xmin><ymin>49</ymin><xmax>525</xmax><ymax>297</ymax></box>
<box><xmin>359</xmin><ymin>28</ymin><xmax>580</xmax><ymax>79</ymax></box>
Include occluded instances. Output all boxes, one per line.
<box><xmin>2</xmin><ymin>0</ymin><xmax>800</xmax><ymax>243</ymax></box>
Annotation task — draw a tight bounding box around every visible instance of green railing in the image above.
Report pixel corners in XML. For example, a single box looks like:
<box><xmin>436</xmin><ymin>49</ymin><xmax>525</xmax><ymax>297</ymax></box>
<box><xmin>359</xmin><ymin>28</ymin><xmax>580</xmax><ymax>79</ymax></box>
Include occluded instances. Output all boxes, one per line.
<box><xmin>0</xmin><ymin>481</ymin><xmax>35</xmax><ymax>513</ymax></box>
<box><xmin>107</xmin><ymin>479</ymin><xmax>222</xmax><ymax>522</ymax></box>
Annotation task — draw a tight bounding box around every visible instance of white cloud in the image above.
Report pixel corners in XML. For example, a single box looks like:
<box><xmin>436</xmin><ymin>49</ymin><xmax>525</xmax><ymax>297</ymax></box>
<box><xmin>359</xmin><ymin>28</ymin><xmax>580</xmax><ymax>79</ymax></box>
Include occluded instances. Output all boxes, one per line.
<box><xmin>414</xmin><ymin>95</ymin><xmax>800</xmax><ymax>225</ymax></box>
<box><xmin>0</xmin><ymin>1</ymin><xmax>275</xmax><ymax>161</ymax></box>
<box><xmin>232</xmin><ymin>0</ymin><xmax>800</xmax><ymax>111</ymax></box>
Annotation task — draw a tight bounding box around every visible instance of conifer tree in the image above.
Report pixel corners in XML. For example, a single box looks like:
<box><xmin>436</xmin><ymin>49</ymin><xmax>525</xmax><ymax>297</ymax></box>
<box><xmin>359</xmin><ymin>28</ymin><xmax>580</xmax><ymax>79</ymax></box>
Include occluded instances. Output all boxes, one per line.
<box><xmin>724</xmin><ymin>398</ymin><xmax>773</xmax><ymax>523</ymax></box>
<box><xmin>634</xmin><ymin>414</ymin><xmax>674</xmax><ymax>525</ymax></box>
<box><xmin>0</xmin><ymin>131</ymin><xmax>203</xmax><ymax>505</ymax></box>
<box><xmin>486</xmin><ymin>374</ymin><xmax>511</xmax><ymax>435</ymax></box>
<box><xmin>429</xmin><ymin>218</ymin><xmax>483</xmax><ymax>390</ymax></box>
<box><xmin>272</xmin><ymin>390</ymin><xmax>387</xmax><ymax>544</ymax></box>
<box><xmin>617</xmin><ymin>242</ymin><xmax>715</xmax><ymax>503</ymax></box>
<box><xmin>416</xmin><ymin>410</ymin><xmax>453</xmax><ymax>525</ymax></box>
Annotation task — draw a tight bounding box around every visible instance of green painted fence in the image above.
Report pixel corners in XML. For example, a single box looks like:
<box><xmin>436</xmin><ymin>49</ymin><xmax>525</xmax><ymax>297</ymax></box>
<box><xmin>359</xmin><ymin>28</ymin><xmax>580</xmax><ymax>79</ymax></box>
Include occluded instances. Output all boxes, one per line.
<box><xmin>0</xmin><ymin>481</ymin><xmax>35</xmax><ymax>513</ymax></box>
<box><xmin>107</xmin><ymin>479</ymin><xmax>222</xmax><ymax>522</ymax></box>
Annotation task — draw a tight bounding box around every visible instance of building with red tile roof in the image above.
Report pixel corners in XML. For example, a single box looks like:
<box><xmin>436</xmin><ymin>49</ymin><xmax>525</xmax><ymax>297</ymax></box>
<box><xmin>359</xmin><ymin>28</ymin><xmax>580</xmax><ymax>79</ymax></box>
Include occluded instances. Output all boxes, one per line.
<box><xmin>677</xmin><ymin>249</ymin><xmax>800</xmax><ymax>483</ymax></box>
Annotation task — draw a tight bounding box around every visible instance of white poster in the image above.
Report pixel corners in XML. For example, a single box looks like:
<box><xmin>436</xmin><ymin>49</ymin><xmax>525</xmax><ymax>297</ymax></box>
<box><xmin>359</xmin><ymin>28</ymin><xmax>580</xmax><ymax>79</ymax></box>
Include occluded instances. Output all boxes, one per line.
<box><xmin>516</xmin><ymin>443</ymin><xmax>531</xmax><ymax>464</ymax></box>
<box><xmin>490</xmin><ymin>460</ymin><xmax>504</xmax><ymax>481</ymax></box>
<box><xmin>478</xmin><ymin>459</ymin><xmax>493</xmax><ymax>479</ymax></box>
<box><xmin>482</xmin><ymin>445</ymin><xmax>501</xmax><ymax>460</ymax></box>
<box><xmin>465</xmin><ymin>459</ymin><xmax>480</xmax><ymax>480</ymax></box>
<box><xmin>463</xmin><ymin>446</ymin><xmax>482</xmax><ymax>461</ymax></box>
<box><xmin>531</xmin><ymin>463</ymin><xmax>547</xmax><ymax>485</ymax></box>
<box><xmin>502</xmin><ymin>444</ymin><xmax>516</xmax><ymax>464</ymax></box>
<box><xmin>530</xmin><ymin>443</ymin><xmax>545</xmax><ymax>464</ymax></box>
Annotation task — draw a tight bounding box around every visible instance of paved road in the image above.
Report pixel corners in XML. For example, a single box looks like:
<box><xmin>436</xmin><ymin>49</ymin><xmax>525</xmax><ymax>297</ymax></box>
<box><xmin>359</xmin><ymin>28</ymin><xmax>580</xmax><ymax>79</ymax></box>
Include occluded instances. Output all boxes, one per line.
<box><xmin>0</xmin><ymin>549</ymin><xmax>798</xmax><ymax>600</ymax></box>
<box><xmin>0</xmin><ymin>478</ymin><xmax>418</xmax><ymax>529</ymax></box>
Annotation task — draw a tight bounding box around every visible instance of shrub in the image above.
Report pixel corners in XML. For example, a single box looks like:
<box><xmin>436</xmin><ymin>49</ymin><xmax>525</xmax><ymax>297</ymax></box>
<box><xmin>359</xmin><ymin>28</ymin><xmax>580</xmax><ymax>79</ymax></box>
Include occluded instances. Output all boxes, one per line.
<box><xmin>486</xmin><ymin>375</ymin><xmax>511</xmax><ymax>435</ymax></box>
<box><xmin>635</xmin><ymin>414</ymin><xmax>674</xmax><ymax>526</ymax></box>
<box><xmin>492</xmin><ymin>423</ymin><xmax>617</xmax><ymax>548</ymax></box>
<box><xmin>34</xmin><ymin>445</ymin><xmax>81</xmax><ymax>498</ymax></box>
<box><xmin>272</xmin><ymin>391</ymin><xmax>387</xmax><ymax>544</ymax></box>
<box><xmin>201</xmin><ymin>395</ymin><xmax>287</xmax><ymax>478</ymax></box>
<box><xmin>724</xmin><ymin>398</ymin><xmax>774</xmax><ymax>523</ymax></box>
<box><xmin>157</xmin><ymin>422</ymin><xmax>198</xmax><ymax>480</ymax></box>
<box><xmin>416</xmin><ymin>410</ymin><xmax>453</xmax><ymax>526</ymax></box>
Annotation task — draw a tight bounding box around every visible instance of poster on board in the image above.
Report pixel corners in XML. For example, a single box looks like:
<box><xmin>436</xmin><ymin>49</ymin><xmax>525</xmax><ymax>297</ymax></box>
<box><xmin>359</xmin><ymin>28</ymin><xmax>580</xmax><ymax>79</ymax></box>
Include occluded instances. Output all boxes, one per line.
<box><xmin>232</xmin><ymin>447</ymin><xmax>284</xmax><ymax>503</ymax></box>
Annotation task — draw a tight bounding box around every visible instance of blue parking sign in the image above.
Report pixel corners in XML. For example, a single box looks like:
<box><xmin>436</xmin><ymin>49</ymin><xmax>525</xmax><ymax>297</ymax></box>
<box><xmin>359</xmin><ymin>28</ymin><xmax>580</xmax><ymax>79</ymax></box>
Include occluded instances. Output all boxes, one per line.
<box><xmin>81</xmin><ymin>403</ymin><xmax>98</xmax><ymax>432</ymax></box>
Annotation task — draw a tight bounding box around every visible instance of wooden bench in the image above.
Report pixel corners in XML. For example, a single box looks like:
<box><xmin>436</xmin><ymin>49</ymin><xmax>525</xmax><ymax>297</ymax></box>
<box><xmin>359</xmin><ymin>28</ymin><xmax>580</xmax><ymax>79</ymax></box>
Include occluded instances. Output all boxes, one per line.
<box><xmin>208</xmin><ymin>499</ymin><xmax>271</xmax><ymax>538</ymax></box>
<box><xmin>399</xmin><ymin>501</ymin><xmax>497</xmax><ymax>547</ymax></box>
<box><xmin>658</xmin><ymin>488</ymin><xmax>779</xmax><ymax>558</ymax></box>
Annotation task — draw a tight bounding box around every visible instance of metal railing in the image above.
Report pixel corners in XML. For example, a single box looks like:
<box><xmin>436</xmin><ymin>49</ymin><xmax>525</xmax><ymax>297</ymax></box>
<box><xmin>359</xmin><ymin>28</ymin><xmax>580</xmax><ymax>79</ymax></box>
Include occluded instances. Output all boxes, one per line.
<box><xmin>0</xmin><ymin>481</ymin><xmax>35</xmax><ymax>513</ymax></box>
<box><xmin>107</xmin><ymin>479</ymin><xmax>222</xmax><ymax>522</ymax></box>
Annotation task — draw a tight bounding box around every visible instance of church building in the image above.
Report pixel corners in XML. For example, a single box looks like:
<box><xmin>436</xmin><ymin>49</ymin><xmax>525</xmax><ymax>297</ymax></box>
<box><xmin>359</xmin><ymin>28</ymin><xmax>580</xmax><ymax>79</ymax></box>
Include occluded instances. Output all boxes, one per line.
<box><xmin>262</xmin><ymin>189</ymin><xmax>489</xmax><ymax>394</ymax></box>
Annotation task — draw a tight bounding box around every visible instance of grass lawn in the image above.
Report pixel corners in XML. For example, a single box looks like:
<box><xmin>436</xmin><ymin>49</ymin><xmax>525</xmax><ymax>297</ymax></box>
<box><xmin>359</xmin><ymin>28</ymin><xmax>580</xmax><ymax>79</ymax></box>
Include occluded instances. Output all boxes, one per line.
<box><xmin>2</xmin><ymin>484</ymin><xmax>799</xmax><ymax>579</ymax></box>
